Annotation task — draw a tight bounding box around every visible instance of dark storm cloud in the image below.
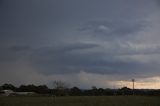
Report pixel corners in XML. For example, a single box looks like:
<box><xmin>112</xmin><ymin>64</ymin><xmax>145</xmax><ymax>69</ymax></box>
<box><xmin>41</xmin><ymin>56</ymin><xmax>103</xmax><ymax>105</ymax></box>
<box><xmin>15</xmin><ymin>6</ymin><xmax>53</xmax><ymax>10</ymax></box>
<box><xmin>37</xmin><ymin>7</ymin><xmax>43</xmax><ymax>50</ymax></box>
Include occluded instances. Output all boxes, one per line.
<box><xmin>29</xmin><ymin>43</ymin><xmax>100</xmax><ymax>74</ymax></box>
<box><xmin>10</xmin><ymin>46</ymin><xmax>32</xmax><ymax>52</ymax></box>
<box><xmin>0</xmin><ymin>0</ymin><xmax>151</xmax><ymax>46</ymax></box>
<box><xmin>78</xmin><ymin>20</ymin><xmax>146</xmax><ymax>40</ymax></box>
<box><xmin>28</xmin><ymin>44</ymin><xmax>160</xmax><ymax>76</ymax></box>
<box><xmin>156</xmin><ymin>0</ymin><xmax>160</xmax><ymax>6</ymax></box>
<box><xmin>0</xmin><ymin>0</ymin><xmax>160</xmax><ymax>87</ymax></box>
<box><xmin>0</xmin><ymin>0</ymin><xmax>66</xmax><ymax>47</ymax></box>
<box><xmin>0</xmin><ymin>46</ymin><xmax>32</xmax><ymax>61</ymax></box>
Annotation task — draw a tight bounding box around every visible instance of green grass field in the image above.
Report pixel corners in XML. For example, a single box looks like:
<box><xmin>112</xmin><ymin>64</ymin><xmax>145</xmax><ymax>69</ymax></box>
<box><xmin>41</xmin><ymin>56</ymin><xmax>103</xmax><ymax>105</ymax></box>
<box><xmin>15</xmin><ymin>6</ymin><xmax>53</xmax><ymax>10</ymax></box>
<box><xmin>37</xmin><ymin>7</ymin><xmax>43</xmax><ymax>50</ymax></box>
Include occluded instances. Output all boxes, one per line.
<box><xmin>0</xmin><ymin>96</ymin><xmax>160</xmax><ymax>106</ymax></box>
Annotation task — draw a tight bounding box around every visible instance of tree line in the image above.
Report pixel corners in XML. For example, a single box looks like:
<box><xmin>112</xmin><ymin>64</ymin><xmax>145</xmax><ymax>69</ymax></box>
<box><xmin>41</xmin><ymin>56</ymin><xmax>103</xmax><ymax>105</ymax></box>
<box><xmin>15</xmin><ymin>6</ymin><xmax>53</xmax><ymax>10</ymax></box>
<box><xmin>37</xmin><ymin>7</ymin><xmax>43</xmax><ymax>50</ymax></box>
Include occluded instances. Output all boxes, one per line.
<box><xmin>0</xmin><ymin>82</ymin><xmax>160</xmax><ymax>96</ymax></box>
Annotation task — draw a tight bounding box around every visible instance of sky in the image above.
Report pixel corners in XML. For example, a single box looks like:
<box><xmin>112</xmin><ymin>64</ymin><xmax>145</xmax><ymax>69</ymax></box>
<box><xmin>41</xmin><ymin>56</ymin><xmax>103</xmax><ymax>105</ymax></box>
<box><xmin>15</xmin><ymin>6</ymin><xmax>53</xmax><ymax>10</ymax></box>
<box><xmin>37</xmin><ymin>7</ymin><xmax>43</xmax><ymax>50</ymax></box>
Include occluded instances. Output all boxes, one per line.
<box><xmin>0</xmin><ymin>0</ymin><xmax>160</xmax><ymax>89</ymax></box>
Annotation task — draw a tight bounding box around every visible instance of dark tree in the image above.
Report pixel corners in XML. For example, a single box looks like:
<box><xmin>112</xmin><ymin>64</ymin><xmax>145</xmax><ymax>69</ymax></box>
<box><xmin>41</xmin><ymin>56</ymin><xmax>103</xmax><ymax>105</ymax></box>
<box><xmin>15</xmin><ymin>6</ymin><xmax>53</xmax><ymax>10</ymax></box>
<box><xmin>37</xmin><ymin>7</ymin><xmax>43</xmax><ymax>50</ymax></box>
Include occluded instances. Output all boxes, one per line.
<box><xmin>37</xmin><ymin>85</ymin><xmax>49</xmax><ymax>94</ymax></box>
<box><xmin>117</xmin><ymin>87</ymin><xmax>132</xmax><ymax>95</ymax></box>
<box><xmin>97</xmin><ymin>88</ymin><xmax>105</xmax><ymax>95</ymax></box>
<box><xmin>2</xmin><ymin>83</ymin><xmax>16</xmax><ymax>91</ymax></box>
<box><xmin>53</xmin><ymin>80</ymin><xmax>69</xmax><ymax>96</ymax></box>
<box><xmin>18</xmin><ymin>84</ymin><xmax>37</xmax><ymax>92</ymax></box>
<box><xmin>91</xmin><ymin>86</ymin><xmax>98</xmax><ymax>96</ymax></box>
<box><xmin>70</xmin><ymin>87</ymin><xmax>82</xmax><ymax>96</ymax></box>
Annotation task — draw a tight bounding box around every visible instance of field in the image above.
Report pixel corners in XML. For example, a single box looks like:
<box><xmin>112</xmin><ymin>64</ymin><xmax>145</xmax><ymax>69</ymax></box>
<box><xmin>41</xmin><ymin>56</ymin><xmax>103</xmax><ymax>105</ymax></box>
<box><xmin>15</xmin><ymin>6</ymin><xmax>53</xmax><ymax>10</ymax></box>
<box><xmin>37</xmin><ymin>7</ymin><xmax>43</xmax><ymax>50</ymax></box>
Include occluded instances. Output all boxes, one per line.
<box><xmin>0</xmin><ymin>96</ymin><xmax>160</xmax><ymax>106</ymax></box>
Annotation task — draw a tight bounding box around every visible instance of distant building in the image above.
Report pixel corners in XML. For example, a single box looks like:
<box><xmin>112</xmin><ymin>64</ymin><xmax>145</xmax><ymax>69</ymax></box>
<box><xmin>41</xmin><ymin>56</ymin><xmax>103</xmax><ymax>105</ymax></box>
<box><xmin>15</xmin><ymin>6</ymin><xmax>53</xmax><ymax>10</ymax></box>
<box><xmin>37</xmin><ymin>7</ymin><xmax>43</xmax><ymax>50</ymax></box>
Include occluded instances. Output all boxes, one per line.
<box><xmin>15</xmin><ymin>92</ymin><xmax>35</xmax><ymax>95</ymax></box>
<box><xmin>0</xmin><ymin>90</ymin><xmax>14</xmax><ymax>96</ymax></box>
<box><xmin>0</xmin><ymin>90</ymin><xmax>36</xmax><ymax>96</ymax></box>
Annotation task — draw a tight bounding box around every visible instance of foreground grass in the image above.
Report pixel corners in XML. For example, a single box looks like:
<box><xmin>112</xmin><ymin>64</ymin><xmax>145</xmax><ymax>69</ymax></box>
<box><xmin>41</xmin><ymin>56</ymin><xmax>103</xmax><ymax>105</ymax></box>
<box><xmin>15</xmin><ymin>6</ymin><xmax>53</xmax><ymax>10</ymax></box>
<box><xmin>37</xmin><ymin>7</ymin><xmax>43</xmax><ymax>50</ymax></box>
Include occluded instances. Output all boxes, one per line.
<box><xmin>0</xmin><ymin>96</ymin><xmax>160</xmax><ymax>106</ymax></box>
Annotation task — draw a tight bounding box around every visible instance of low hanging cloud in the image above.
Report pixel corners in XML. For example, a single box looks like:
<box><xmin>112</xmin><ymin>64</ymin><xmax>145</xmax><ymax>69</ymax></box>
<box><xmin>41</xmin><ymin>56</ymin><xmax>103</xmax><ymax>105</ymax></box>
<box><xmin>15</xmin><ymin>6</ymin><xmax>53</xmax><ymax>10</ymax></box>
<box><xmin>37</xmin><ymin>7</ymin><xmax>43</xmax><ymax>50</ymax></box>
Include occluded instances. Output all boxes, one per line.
<box><xmin>1</xmin><ymin>61</ymin><xmax>160</xmax><ymax>89</ymax></box>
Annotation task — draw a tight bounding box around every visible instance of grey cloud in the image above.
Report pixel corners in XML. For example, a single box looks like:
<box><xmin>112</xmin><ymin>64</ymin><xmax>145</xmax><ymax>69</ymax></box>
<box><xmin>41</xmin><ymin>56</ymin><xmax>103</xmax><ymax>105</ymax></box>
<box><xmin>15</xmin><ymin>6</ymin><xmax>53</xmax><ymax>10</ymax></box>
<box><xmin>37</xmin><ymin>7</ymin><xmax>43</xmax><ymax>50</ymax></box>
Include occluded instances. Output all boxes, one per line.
<box><xmin>54</xmin><ymin>43</ymin><xmax>99</xmax><ymax>52</ymax></box>
<box><xmin>156</xmin><ymin>0</ymin><xmax>160</xmax><ymax>6</ymax></box>
<box><xmin>0</xmin><ymin>46</ymin><xmax>32</xmax><ymax>61</ymax></box>
<box><xmin>78</xmin><ymin>20</ymin><xmax>146</xmax><ymax>41</ymax></box>
<box><xmin>29</xmin><ymin>43</ymin><xmax>100</xmax><ymax>74</ymax></box>
<box><xmin>0</xmin><ymin>42</ymin><xmax>98</xmax><ymax>61</ymax></box>
<box><xmin>28</xmin><ymin>43</ymin><xmax>160</xmax><ymax>77</ymax></box>
<box><xmin>9</xmin><ymin>46</ymin><xmax>32</xmax><ymax>52</ymax></box>
<box><xmin>0</xmin><ymin>0</ymin><xmax>160</xmax><ymax>87</ymax></box>
<box><xmin>2</xmin><ymin>41</ymin><xmax>160</xmax><ymax>77</ymax></box>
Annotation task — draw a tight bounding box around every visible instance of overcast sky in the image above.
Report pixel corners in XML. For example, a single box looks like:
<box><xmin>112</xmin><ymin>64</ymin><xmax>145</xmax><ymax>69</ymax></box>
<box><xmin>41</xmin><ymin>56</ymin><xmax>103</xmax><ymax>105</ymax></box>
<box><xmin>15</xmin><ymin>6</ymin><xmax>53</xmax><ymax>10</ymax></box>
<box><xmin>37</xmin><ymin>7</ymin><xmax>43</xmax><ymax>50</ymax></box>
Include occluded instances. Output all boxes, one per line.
<box><xmin>0</xmin><ymin>0</ymin><xmax>160</xmax><ymax>89</ymax></box>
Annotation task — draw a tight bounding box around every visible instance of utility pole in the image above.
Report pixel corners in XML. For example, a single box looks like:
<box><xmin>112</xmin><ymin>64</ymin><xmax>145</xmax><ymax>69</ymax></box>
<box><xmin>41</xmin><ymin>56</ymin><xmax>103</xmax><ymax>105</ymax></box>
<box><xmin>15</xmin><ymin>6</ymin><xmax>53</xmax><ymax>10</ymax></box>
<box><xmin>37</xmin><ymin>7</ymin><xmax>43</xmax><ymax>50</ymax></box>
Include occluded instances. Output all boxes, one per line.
<box><xmin>132</xmin><ymin>79</ymin><xmax>135</xmax><ymax>95</ymax></box>
<box><xmin>132</xmin><ymin>79</ymin><xmax>135</xmax><ymax>90</ymax></box>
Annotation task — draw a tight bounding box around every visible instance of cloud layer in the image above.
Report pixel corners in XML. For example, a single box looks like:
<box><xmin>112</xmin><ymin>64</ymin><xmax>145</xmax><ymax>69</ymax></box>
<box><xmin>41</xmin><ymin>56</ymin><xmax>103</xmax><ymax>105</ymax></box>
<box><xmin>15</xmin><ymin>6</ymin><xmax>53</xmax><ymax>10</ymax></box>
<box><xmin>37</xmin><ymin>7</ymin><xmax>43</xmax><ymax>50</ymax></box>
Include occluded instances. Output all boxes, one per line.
<box><xmin>0</xmin><ymin>0</ymin><xmax>160</xmax><ymax>88</ymax></box>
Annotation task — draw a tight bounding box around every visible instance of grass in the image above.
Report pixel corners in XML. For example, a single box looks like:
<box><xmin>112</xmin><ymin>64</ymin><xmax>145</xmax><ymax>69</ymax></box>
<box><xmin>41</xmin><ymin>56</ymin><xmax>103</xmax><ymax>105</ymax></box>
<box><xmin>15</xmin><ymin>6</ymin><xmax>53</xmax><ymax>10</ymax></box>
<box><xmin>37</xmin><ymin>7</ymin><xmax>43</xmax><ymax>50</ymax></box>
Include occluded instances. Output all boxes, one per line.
<box><xmin>0</xmin><ymin>96</ymin><xmax>160</xmax><ymax>106</ymax></box>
